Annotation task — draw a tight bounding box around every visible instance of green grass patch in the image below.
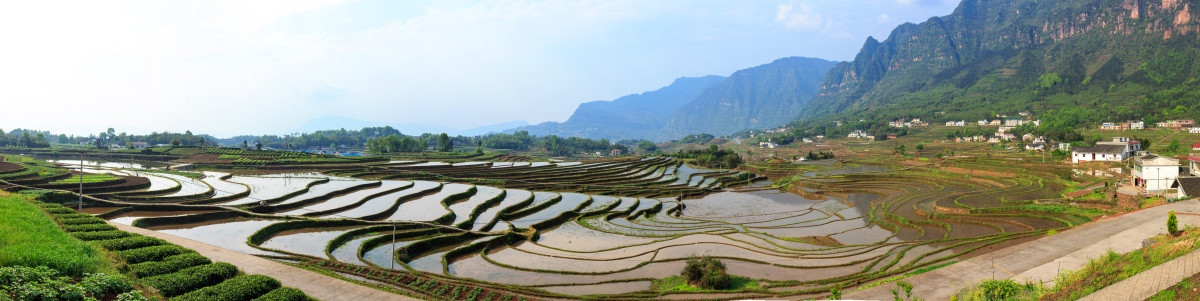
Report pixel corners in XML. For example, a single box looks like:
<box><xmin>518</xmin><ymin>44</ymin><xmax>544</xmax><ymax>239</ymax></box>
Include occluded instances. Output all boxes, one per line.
<box><xmin>651</xmin><ymin>275</ymin><xmax>760</xmax><ymax>293</ymax></box>
<box><xmin>50</xmin><ymin>174</ymin><xmax>119</xmax><ymax>185</ymax></box>
<box><xmin>0</xmin><ymin>192</ymin><xmax>105</xmax><ymax>276</ymax></box>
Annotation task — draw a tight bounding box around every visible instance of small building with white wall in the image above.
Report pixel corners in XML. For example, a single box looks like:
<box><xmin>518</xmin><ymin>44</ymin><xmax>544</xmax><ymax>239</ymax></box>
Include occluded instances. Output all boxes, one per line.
<box><xmin>1132</xmin><ymin>154</ymin><xmax>1180</xmax><ymax>192</ymax></box>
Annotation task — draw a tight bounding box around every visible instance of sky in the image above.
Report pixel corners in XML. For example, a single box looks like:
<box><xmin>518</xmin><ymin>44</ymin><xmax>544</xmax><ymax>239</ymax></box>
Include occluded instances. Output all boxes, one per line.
<box><xmin>0</xmin><ymin>0</ymin><xmax>958</xmax><ymax>138</ymax></box>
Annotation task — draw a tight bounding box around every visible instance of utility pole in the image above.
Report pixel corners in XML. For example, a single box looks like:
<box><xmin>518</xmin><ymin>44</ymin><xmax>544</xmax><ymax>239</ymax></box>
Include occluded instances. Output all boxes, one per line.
<box><xmin>390</xmin><ymin>223</ymin><xmax>396</xmax><ymax>270</ymax></box>
<box><xmin>78</xmin><ymin>151</ymin><xmax>83</xmax><ymax>212</ymax></box>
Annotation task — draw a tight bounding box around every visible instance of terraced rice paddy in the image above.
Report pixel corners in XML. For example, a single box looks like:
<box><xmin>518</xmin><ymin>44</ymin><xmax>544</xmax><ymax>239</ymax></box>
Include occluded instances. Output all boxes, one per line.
<box><xmin>52</xmin><ymin>156</ymin><xmax>1091</xmax><ymax>299</ymax></box>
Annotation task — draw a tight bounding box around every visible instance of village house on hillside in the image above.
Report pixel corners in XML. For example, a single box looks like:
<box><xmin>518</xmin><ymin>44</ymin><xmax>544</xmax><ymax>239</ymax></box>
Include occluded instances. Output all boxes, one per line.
<box><xmin>1071</xmin><ymin>137</ymin><xmax>1142</xmax><ymax>163</ymax></box>
<box><xmin>1132</xmin><ymin>154</ymin><xmax>1180</xmax><ymax>192</ymax></box>
<box><xmin>1130</xmin><ymin>120</ymin><xmax>1145</xmax><ymax>130</ymax></box>
<box><xmin>1157</xmin><ymin>119</ymin><xmax>1195</xmax><ymax>129</ymax></box>
<box><xmin>1187</xmin><ymin>154</ymin><xmax>1200</xmax><ymax>175</ymax></box>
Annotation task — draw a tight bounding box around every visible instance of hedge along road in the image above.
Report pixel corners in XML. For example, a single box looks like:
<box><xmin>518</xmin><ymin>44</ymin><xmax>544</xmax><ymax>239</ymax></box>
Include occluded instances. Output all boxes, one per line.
<box><xmin>108</xmin><ymin>222</ymin><xmax>418</xmax><ymax>301</ymax></box>
<box><xmin>844</xmin><ymin>199</ymin><xmax>1200</xmax><ymax>300</ymax></box>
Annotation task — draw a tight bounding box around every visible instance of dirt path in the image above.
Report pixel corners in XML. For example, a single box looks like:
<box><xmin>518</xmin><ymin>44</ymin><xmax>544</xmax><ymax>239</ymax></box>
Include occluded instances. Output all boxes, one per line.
<box><xmin>844</xmin><ymin>200</ymin><xmax>1200</xmax><ymax>300</ymax></box>
<box><xmin>1080</xmin><ymin>246</ymin><xmax>1200</xmax><ymax>300</ymax></box>
<box><xmin>109</xmin><ymin>222</ymin><xmax>419</xmax><ymax>301</ymax></box>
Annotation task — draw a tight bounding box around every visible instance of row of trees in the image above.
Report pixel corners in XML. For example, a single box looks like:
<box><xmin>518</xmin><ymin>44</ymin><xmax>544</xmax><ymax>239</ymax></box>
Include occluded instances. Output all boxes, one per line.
<box><xmin>666</xmin><ymin>145</ymin><xmax>742</xmax><ymax>169</ymax></box>
<box><xmin>479</xmin><ymin>131</ymin><xmax>627</xmax><ymax>156</ymax></box>
<box><xmin>0</xmin><ymin>129</ymin><xmax>51</xmax><ymax>148</ymax></box>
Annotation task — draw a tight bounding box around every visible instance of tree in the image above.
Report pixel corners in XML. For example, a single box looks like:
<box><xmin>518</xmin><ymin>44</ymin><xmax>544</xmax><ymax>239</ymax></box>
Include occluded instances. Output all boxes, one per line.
<box><xmin>242</xmin><ymin>140</ymin><xmax>249</xmax><ymax>149</ymax></box>
<box><xmin>894</xmin><ymin>144</ymin><xmax>906</xmax><ymax>155</ymax></box>
<box><xmin>256</xmin><ymin>142</ymin><xmax>263</xmax><ymax>150</ymax></box>
<box><xmin>1169</xmin><ymin>210</ymin><xmax>1179</xmax><ymax>236</ymax></box>
<box><xmin>169</xmin><ymin>139</ymin><xmax>181</xmax><ymax>146</ymax></box>
<box><xmin>1165</xmin><ymin>139</ymin><xmax>1183</xmax><ymax>155</ymax></box>
<box><xmin>637</xmin><ymin>140</ymin><xmax>657</xmax><ymax>152</ymax></box>
<box><xmin>915</xmin><ymin>143</ymin><xmax>925</xmax><ymax>153</ymax></box>
<box><xmin>681</xmin><ymin>256</ymin><xmax>731</xmax><ymax>290</ymax></box>
<box><xmin>437</xmin><ymin>133</ymin><xmax>452</xmax><ymax>152</ymax></box>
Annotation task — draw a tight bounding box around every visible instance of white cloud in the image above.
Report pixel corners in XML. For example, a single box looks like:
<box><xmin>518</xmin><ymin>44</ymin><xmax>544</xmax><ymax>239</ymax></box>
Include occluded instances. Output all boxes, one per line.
<box><xmin>775</xmin><ymin>3</ymin><xmax>825</xmax><ymax>30</ymax></box>
<box><xmin>878</xmin><ymin>13</ymin><xmax>890</xmax><ymax>23</ymax></box>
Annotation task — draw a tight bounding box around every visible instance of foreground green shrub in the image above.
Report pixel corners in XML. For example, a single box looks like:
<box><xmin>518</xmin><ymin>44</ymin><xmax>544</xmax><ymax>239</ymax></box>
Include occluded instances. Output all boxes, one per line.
<box><xmin>118</xmin><ymin>245</ymin><xmax>192</xmax><ymax>264</ymax></box>
<box><xmin>681</xmin><ymin>256</ymin><xmax>731</xmax><ymax>290</ymax></box>
<box><xmin>80</xmin><ymin>272</ymin><xmax>135</xmax><ymax>296</ymax></box>
<box><xmin>0</xmin><ymin>266</ymin><xmax>135</xmax><ymax>301</ymax></box>
<box><xmin>92</xmin><ymin>236</ymin><xmax>167</xmax><ymax>251</ymax></box>
<box><xmin>129</xmin><ymin>253</ymin><xmax>211</xmax><ymax>278</ymax></box>
<box><xmin>1169</xmin><ymin>211</ymin><xmax>1179</xmax><ymax>236</ymax></box>
<box><xmin>171</xmin><ymin>274</ymin><xmax>280</xmax><ymax>301</ymax></box>
<box><xmin>251</xmin><ymin>287</ymin><xmax>310</xmax><ymax>301</ymax></box>
<box><xmin>144</xmin><ymin>262</ymin><xmax>238</xmax><ymax>297</ymax></box>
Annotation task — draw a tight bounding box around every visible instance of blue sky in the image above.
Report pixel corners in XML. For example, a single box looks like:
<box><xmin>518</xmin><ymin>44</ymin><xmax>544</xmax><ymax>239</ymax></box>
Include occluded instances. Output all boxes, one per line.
<box><xmin>0</xmin><ymin>0</ymin><xmax>958</xmax><ymax>137</ymax></box>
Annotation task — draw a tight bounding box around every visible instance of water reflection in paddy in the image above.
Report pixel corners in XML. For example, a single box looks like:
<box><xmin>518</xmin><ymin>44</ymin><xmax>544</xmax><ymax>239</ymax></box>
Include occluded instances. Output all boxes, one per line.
<box><xmin>151</xmin><ymin>218</ymin><xmax>283</xmax><ymax>256</ymax></box>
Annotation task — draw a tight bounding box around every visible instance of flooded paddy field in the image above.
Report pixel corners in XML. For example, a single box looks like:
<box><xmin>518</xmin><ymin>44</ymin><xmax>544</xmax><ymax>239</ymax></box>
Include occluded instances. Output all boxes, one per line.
<box><xmin>63</xmin><ymin>156</ymin><xmax>1082</xmax><ymax>299</ymax></box>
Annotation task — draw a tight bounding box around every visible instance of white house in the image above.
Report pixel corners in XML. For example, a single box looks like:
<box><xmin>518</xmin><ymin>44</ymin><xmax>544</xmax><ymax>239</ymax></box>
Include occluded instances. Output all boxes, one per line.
<box><xmin>946</xmin><ymin>120</ymin><xmax>966</xmax><ymax>127</ymax></box>
<box><xmin>978</xmin><ymin>120</ymin><xmax>989</xmax><ymax>126</ymax></box>
<box><xmin>1072</xmin><ymin>144</ymin><xmax>1130</xmax><ymax>163</ymax></box>
<box><xmin>1190</xmin><ymin>127</ymin><xmax>1200</xmax><ymax>134</ymax></box>
<box><xmin>759</xmin><ymin>141</ymin><xmax>779</xmax><ymax>149</ymax></box>
<box><xmin>989</xmin><ymin>120</ymin><xmax>1002</xmax><ymax>126</ymax></box>
<box><xmin>1004</xmin><ymin>119</ymin><xmax>1026</xmax><ymax>127</ymax></box>
<box><xmin>1132</xmin><ymin>154</ymin><xmax>1180</xmax><ymax>192</ymax></box>
<box><xmin>1130</xmin><ymin>121</ymin><xmax>1145</xmax><ymax>130</ymax></box>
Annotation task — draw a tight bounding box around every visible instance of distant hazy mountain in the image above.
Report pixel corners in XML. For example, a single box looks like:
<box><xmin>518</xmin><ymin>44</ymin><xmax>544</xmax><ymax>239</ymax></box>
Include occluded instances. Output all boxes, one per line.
<box><xmin>659</xmin><ymin>57</ymin><xmax>837</xmax><ymax>138</ymax></box>
<box><xmin>458</xmin><ymin>120</ymin><xmax>529</xmax><ymax>136</ymax></box>
<box><xmin>514</xmin><ymin>76</ymin><xmax>726</xmax><ymax>140</ymax></box>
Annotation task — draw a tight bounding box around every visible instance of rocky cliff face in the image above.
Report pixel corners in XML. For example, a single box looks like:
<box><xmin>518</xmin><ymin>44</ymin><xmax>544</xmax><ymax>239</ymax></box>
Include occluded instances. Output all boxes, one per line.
<box><xmin>800</xmin><ymin>0</ymin><xmax>1200</xmax><ymax>121</ymax></box>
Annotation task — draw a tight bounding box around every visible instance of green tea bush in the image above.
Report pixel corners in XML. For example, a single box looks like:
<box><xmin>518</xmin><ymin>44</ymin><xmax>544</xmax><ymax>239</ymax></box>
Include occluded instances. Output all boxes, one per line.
<box><xmin>251</xmin><ymin>287</ymin><xmax>310</xmax><ymax>301</ymax></box>
<box><xmin>62</xmin><ymin>223</ymin><xmax>118</xmax><ymax>233</ymax></box>
<box><xmin>71</xmin><ymin>230</ymin><xmax>133</xmax><ymax>241</ymax></box>
<box><xmin>129</xmin><ymin>253</ymin><xmax>211</xmax><ymax>278</ymax></box>
<box><xmin>58</xmin><ymin>216</ymin><xmax>107</xmax><ymax>225</ymax></box>
<box><xmin>93</xmin><ymin>236</ymin><xmax>167</xmax><ymax>251</ymax></box>
<box><xmin>144</xmin><ymin>262</ymin><xmax>238</xmax><ymax>297</ymax></box>
<box><xmin>118</xmin><ymin>245</ymin><xmax>192</xmax><ymax>264</ymax></box>
<box><xmin>171</xmin><ymin>274</ymin><xmax>280</xmax><ymax>301</ymax></box>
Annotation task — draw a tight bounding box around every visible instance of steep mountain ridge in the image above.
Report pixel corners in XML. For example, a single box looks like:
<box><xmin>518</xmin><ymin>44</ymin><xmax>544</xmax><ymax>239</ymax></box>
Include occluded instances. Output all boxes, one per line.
<box><xmin>798</xmin><ymin>0</ymin><xmax>1200</xmax><ymax>124</ymax></box>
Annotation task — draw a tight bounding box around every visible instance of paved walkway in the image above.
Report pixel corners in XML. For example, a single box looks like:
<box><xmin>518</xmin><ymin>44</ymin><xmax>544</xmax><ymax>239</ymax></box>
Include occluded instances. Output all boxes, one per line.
<box><xmin>109</xmin><ymin>222</ymin><xmax>418</xmax><ymax>301</ymax></box>
<box><xmin>845</xmin><ymin>200</ymin><xmax>1200</xmax><ymax>300</ymax></box>
<box><xmin>1080</xmin><ymin>240</ymin><xmax>1200</xmax><ymax>300</ymax></box>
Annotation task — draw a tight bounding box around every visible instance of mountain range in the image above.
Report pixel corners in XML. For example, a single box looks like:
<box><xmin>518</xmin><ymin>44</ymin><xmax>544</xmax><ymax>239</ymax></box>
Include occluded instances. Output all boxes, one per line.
<box><xmin>306</xmin><ymin>0</ymin><xmax>1200</xmax><ymax>141</ymax></box>
<box><xmin>514</xmin><ymin>57</ymin><xmax>836</xmax><ymax>141</ymax></box>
